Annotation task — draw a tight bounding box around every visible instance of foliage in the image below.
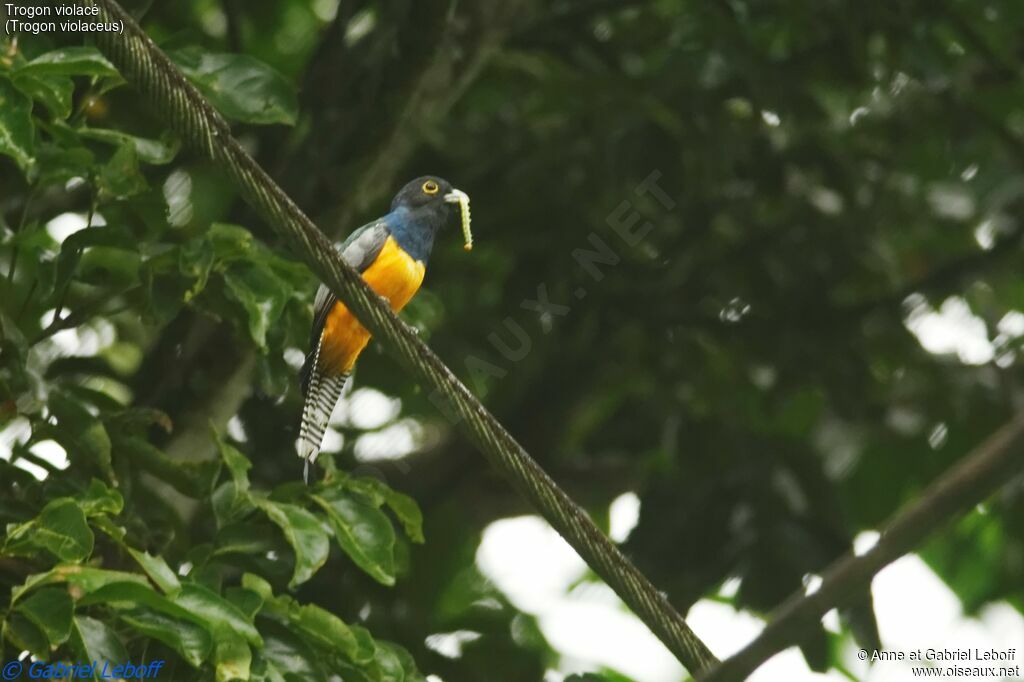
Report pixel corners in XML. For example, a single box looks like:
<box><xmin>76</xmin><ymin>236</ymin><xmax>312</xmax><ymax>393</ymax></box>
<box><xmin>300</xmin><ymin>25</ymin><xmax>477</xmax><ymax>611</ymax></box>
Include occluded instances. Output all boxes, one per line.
<box><xmin>4</xmin><ymin>1</ymin><xmax>1024</xmax><ymax>681</ymax></box>
<box><xmin>0</xmin><ymin>26</ymin><xmax>425</xmax><ymax>682</ymax></box>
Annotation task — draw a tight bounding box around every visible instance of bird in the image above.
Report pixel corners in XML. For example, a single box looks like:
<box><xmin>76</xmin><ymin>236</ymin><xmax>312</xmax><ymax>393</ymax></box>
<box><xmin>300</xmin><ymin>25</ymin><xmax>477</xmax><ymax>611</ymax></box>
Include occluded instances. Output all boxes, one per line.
<box><xmin>298</xmin><ymin>176</ymin><xmax>471</xmax><ymax>482</ymax></box>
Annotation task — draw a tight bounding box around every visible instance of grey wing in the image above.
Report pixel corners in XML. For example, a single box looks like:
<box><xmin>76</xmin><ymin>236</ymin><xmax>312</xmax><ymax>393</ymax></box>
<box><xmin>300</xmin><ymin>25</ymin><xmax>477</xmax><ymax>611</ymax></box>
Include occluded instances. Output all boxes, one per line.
<box><xmin>300</xmin><ymin>220</ymin><xmax>390</xmax><ymax>394</ymax></box>
<box><xmin>310</xmin><ymin>219</ymin><xmax>390</xmax><ymax>339</ymax></box>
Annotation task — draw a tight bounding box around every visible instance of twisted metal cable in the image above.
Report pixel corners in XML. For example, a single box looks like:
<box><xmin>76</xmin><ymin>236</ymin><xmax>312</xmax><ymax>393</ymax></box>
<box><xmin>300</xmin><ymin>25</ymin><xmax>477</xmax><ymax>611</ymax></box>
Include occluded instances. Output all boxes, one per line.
<box><xmin>76</xmin><ymin>0</ymin><xmax>720</xmax><ymax>673</ymax></box>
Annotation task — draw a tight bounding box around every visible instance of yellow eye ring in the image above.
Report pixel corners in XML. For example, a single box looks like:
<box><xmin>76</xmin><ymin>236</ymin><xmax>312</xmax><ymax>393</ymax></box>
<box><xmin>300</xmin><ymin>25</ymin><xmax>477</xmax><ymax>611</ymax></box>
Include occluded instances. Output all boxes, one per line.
<box><xmin>422</xmin><ymin>180</ymin><xmax>440</xmax><ymax>195</ymax></box>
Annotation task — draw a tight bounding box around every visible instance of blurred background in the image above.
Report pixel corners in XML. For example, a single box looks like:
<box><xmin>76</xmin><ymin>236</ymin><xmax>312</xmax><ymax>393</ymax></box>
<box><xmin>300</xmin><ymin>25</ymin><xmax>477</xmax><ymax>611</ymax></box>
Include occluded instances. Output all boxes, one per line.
<box><xmin>3</xmin><ymin>1</ymin><xmax>1024</xmax><ymax>680</ymax></box>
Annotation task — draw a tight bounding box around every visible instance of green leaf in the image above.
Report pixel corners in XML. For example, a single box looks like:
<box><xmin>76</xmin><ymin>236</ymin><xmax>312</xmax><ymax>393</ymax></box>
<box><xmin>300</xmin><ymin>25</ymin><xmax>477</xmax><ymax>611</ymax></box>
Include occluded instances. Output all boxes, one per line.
<box><xmin>105</xmin><ymin>407</ymin><xmax>173</xmax><ymax>436</ymax></box>
<box><xmin>312</xmin><ymin>488</ymin><xmax>397</xmax><ymax>586</ymax></box>
<box><xmin>223</xmin><ymin>263</ymin><xmax>290</xmax><ymax>349</ymax></box>
<box><xmin>2</xmin><ymin>613</ymin><xmax>50</xmax><ymax>659</ymax></box>
<box><xmin>377</xmin><ymin>642</ymin><xmax>425</xmax><ymax>682</ymax></box>
<box><xmin>212</xmin><ymin>522</ymin><xmax>276</xmax><ymax>557</ymax></box>
<box><xmin>239</xmin><ymin>574</ymin><xmax>273</xmax><ymax>604</ymax></box>
<box><xmin>117</xmin><ymin>436</ymin><xmax>221</xmax><ymax>499</ymax></box>
<box><xmin>348</xmin><ymin>624</ymin><xmax>378</xmax><ymax>666</ymax></box>
<box><xmin>179</xmin><ymin>237</ymin><xmax>216</xmax><ymax>302</ymax></box>
<box><xmin>76</xmin><ymin>478</ymin><xmax>124</xmax><ymax>517</ymax></box>
<box><xmin>172</xmin><ymin>583</ymin><xmax>262</xmax><ymax>647</ymax></box>
<box><xmin>12</xmin><ymin>565</ymin><xmax>149</xmax><ymax>603</ymax></box>
<box><xmin>118</xmin><ymin>607</ymin><xmax>212</xmax><ymax>668</ymax></box>
<box><xmin>255</xmin><ymin>352</ymin><xmax>291</xmax><ymax>398</ymax></box>
<box><xmin>97</xmin><ymin>142</ymin><xmax>148</xmax><ymax>199</ymax></box>
<box><xmin>124</xmin><ymin>547</ymin><xmax>182</xmax><ymax>595</ymax></box>
<box><xmin>345</xmin><ymin>477</ymin><xmax>425</xmax><ymax>544</ymax></box>
<box><xmin>249</xmin><ymin>655</ymin><xmax>287</xmax><ymax>682</ymax></box>
<box><xmin>207</xmin><ymin>223</ymin><xmax>256</xmax><ymax>261</ymax></box>
<box><xmin>372</xmin><ymin>641</ymin><xmax>409</xmax><ymax>682</ymax></box>
<box><xmin>89</xmin><ymin>515</ymin><xmax>125</xmax><ymax>541</ymax></box>
<box><xmin>76</xmin><ymin>127</ymin><xmax>180</xmax><ymax>165</ymax></box>
<box><xmin>79</xmin><ymin>580</ymin><xmax>233</xmax><ymax>666</ymax></box>
<box><xmin>48</xmin><ymin>223</ymin><xmax>138</xmax><ymax>308</ymax></box>
<box><xmin>4</xmin><ymin>498</ymin><xmax>94</xmax><ymax>562</ymax></box>
<box><xmin>254</xmin><ymin>498</ymin><xmax>330</xmax><ymax>588</ymax></box>
<box><xmin>292</xmin><ymin>604</ymin><xmax>368</xmax><ymax>664</ymax></box>
<box><xmin>775</xmin><ymin>387</ymin><xmax>825</xmax><ymax>438</ymax></box>
<box><xmin>210</xmin><ymin>430</ymin><xmax>255</xmax><ymax>528</ymax></box>
<box><xmin>336</xmin><ymin>637</ymin><xmax>416</xmax><ymax>682</ymax></box>
<box><xmin>15</xmin><ymin>587</ymin><xmax>74</xmax><ymax>649</ymax></box>
<box><xmin>17</xmin><ymin>47</ymin><xmax>119</xmax><ymax>78</ymax></box>
<box><xmin>34</xmin><ymin>142</ymin><xmax>94</xmax><ymax>186</ymax></box>
<box><xmin>49</xmin><ymin>391</ymin><xmax>115</xmax><ymax>481</ymax></box>
<box><xmin>213</xmin><ymin>427</ymin><xmax>252</xmax><ymax>491</ymax></box>
<box><xmin>224</xmin><ymin>586</ymin><xmax>264</xmax><ymax>621</ymax></box>
<box><xmin>260</xmin><ymin>625</ymin><xmax>325</xmax><ymax>682</ymax></box>
<box><xmin>70</xmin><ymin>616</ymin><xmax>129</xmax><ymax>679</ymax></box>
<box><xmin>212</xmin><ymin>482</ymin><xmax>257</xmax><ymax>528</ymax></box>
<box><xmin>11</xmin><ymin>72</ymin><xmax>74</xmax><ymax>119</ymax></box>
<box><xmin>78</xmin><ymin>245</ymin><xmax>142</xmax><ymax>288</ymax></box>
<box><xmin>169</xmin><ymin>48</ymin><xmax>297</xmax><ymax>125</ymax></box>
<box><xmin>242</xmin><ymin>573</ymin><xmax>363</xmax><ymax>664</ymax></box>
<box><xmin>380</xmin><ymin>491</ymin><xmax>424</xmax><ymax>545</ymax></box>
<box><xmin>0</xmin><ymin>76</ymin><xmax>35</xmax><ymax>172</ymax></box>
<box><xmin>79</xmin><ymin>580</ymin><xmax>194</xmax><ymax>619</ymax></box>
<box><xmin>215</xmin><ymin>633</ymin><xmax>252</xmax><ymax>682</ymax></box>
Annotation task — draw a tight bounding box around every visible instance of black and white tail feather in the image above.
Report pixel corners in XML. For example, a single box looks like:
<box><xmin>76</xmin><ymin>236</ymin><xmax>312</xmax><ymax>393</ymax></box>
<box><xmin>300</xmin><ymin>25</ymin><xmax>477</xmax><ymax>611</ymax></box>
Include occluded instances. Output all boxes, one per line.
<box><xmin>298</xmin><ymin>332</ymin><xmax>350</xmax><ymax>484</ymax></box>
<box><xmin>296</xmin><ymin>220</ymin><xmax>389</xmax><ymax>483</ymax></box>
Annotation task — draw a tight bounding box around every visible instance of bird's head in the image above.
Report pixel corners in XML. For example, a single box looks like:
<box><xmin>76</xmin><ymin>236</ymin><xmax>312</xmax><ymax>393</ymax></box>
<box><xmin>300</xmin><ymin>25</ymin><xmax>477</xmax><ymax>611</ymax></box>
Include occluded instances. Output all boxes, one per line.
<box><xmin>391</xmin><ymin>175</ymin><xmax>472</xmax><ymax>251</ymax></box>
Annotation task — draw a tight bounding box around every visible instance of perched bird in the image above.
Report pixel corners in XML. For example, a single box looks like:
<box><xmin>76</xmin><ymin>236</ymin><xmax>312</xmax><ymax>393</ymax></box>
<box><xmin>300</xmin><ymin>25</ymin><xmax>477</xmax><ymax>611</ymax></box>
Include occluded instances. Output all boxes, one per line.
<box><xmin>298</xmin><ymin>176</ymin><xmax>472</xmax><ymax>482</ymax></box>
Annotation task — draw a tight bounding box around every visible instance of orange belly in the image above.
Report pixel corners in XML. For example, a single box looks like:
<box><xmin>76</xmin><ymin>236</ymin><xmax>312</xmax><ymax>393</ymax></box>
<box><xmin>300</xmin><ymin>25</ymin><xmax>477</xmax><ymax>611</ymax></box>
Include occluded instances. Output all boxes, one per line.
<box><xmin>320</xmin><ymin>236</ymin><xmax>425</xmax><ymax>373</ymax></box>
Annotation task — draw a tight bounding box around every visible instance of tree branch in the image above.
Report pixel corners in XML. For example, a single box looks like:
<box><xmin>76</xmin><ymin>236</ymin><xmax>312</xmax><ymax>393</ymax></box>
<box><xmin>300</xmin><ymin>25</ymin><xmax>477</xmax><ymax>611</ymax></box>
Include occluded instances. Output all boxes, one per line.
<box><xmin>702</xmin><ymin>411</ymin><xmax>1024</xmax><ymax>682</ymax></box>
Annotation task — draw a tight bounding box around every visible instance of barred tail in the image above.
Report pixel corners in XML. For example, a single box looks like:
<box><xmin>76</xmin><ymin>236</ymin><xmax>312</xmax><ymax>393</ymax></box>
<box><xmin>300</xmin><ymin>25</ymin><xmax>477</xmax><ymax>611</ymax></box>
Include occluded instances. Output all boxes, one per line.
<box><xmin>298</xmin><ymin>336</ymin><xmax>349</xmax><ymax>483</ymax></box>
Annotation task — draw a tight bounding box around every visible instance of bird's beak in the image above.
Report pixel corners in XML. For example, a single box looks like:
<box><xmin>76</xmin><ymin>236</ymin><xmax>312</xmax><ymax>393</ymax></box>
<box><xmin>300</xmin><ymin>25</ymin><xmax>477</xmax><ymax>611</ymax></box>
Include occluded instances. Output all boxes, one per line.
<box><xmin>444</xmin><ymin>189</ymin><xmax>473</xmax><ymax>252</ymax></box>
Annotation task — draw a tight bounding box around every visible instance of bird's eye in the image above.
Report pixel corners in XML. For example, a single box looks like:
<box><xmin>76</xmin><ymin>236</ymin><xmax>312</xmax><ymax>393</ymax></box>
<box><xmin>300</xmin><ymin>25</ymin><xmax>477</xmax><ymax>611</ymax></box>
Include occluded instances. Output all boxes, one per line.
<box><xmin>422</xmin><ymin>180</ymin><xmax>440</xmax><ymax>195</ymax></box>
